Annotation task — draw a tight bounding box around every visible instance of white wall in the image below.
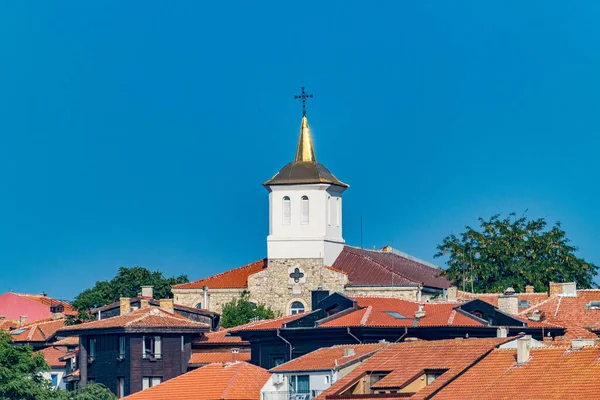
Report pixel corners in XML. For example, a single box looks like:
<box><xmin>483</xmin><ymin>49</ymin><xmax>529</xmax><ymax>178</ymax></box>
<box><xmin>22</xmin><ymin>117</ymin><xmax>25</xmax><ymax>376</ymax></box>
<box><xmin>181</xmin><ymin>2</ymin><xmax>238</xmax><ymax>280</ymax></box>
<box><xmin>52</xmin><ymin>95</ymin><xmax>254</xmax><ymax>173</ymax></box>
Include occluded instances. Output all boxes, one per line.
<box><xmin>41</xmin><ymin>368</ymin><xmax>67</xmax><ymax>390</ymax></box>
<box><xmin>266</xmin><ymin>184</ymin><xmax>346</xmax><ymax>265</ymax></box>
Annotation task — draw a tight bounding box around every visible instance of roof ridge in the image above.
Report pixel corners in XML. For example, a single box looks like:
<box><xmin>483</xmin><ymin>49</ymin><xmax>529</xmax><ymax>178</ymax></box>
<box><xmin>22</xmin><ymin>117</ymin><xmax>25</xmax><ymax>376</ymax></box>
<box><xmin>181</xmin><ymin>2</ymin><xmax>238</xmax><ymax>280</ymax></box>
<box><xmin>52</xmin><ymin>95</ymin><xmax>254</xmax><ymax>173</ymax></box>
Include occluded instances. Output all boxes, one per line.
<box><xmin>360</xmin><ymin>306</ymin><xmax>372</xmax><ymax>326</ymax></box>
<box><xmin>345</xmin><ymin>245</ymin><xmax>442</xmax><ymax>270</ymax></box>
<box><xmin>221</xmin><ymin>362</ymin><xmax>244</xmax><ymax>399</ymax></box>
<box><xmin>517</xmin><ymin>296</ymin><xmax>558</xmax><ymax>315</ymax></box>
<box><xmin>173</xmin><ymin>258</ymin><xmax>266</xmax><ymax>288</ymax></box>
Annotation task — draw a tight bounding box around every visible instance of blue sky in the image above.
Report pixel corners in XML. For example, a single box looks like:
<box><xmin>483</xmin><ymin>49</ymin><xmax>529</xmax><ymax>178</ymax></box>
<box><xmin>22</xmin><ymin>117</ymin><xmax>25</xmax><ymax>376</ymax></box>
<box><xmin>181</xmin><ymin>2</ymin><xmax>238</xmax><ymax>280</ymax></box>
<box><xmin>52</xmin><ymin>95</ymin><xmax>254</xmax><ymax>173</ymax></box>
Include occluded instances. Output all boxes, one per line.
<box><xmin>1</xmin><ymin>1</ymin><xmax>599</xmax><ymax>300</ymax></box>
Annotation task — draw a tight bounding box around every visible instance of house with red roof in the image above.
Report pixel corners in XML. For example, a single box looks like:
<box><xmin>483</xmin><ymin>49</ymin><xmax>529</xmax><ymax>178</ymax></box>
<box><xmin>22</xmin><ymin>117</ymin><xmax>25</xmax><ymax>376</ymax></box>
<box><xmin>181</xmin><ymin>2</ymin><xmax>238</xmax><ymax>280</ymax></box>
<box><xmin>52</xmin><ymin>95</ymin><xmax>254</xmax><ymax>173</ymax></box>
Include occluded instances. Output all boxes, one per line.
<box><xmin>122</xmin><ymin>361</ymin><xmax>271</xmax><ymax>400</ymax></box>
<box><xmin>58</xmin><ymin>302</ymin><xmax>212</xmax><ymax>398</ymax></box>
<box><xmin>172</xmin><ymin>111</ymin><xmax>454</xmax><ymax>317</ymax></box>
<box><xmin>37</xmin><ymin>345</ymin><xmax>71</xmax><ymax>389</ymax></box>
<box><xmin>0</xmin><ymin>291</ymin><xmax>75</xmax><ymax>324</ymax></box>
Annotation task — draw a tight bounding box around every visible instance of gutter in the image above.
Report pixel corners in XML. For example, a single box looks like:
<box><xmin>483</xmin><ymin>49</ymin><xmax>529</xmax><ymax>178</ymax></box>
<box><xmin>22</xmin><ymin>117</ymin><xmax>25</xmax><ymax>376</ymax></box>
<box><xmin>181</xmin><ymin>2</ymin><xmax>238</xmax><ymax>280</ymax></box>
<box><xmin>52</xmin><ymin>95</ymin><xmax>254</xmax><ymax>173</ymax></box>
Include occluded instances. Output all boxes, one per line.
<box><xmin>347</xmin><ymin>327</ymin><xmax>362</xmax><ymax>344</ymax></box>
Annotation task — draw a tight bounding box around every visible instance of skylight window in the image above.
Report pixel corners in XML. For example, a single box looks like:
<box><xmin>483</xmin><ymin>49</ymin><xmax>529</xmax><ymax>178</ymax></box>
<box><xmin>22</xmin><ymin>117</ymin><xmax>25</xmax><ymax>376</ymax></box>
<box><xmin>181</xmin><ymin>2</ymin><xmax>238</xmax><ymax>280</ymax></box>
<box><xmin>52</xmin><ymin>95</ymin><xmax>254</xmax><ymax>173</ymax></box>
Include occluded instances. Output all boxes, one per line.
<box><xmin>11</xmin><ymin>329</ymin><xmax>26</xmax><ymax>335</ymax></box>
<box><xmin>518</xmin><ymin>300</ymin><xmax>530</xmax><ymax>308</ymax></box>
<box><xmin>385</xmin><ymin>311</ymin><xmax>408</xmax><ymax>319</ymax></box>
<box><xmin>585</xmin><ymin>301</ymin><xmax>600</xmax><ymax>310</ymax></box>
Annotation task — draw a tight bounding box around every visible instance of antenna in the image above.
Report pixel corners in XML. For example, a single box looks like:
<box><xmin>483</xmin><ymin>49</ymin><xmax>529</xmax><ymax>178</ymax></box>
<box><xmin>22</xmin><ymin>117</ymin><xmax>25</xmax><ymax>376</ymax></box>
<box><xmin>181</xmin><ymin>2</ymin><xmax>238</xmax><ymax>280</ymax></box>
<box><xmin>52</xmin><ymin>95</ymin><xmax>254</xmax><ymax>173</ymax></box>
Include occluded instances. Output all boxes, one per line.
<box><xmin>360</xmin><ymin>216</ymin><xmax>363</xmax><ymax>249</ymax></box>
<box><xmin>391</xmin><ymin>239</ymin><xmax>395</xmax><ymax>288</ymax></box>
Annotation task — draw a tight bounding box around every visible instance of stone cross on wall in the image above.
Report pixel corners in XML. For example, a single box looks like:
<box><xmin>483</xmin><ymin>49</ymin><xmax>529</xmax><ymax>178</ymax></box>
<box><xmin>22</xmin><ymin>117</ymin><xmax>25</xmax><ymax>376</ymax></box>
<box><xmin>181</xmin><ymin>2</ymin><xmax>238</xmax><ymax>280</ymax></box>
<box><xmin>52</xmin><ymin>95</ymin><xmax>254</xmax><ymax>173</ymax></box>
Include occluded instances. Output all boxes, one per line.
<box><xmin>289</xmin><ymin>268</ymin><xmax>305</xmax><ymax>283</ymax></box>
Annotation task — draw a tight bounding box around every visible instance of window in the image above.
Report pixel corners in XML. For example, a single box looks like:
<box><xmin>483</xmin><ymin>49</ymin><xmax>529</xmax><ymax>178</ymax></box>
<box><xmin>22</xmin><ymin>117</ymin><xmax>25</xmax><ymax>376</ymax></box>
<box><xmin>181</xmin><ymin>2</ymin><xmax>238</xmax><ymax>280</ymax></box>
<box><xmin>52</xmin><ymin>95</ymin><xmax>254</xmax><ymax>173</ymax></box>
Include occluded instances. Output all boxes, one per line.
<box><xmin>181</xmin><ymin>335</ymin><xmax>185</xmax><ymax>352</ymax></box>
<box><xmin>283</xmin><ymin>196</ymin><xmax>291</xmax><ymax>225</ymax></box>
<box><xmin>290</xmin><ymin>301</ymin><xmax>305</xmax><ymax>315</ymax></box>
<box><xmin>301</xmin><ymin>196</ymin><xmax>309</xmax><ymax>224</ymax></box>
<box><xmin>336</xmin><ymin>198</ymin><xmax>341</xmax><ymax>227</ymax></box>
<box><xmin>51</xmin><ymin>373</ymin><xmax>58</xmax><ymax>387</ymax></box>
<box><xmin>195</xmin><ymin>302</ymin><xmax>202</xmax><ymax>309</ymax></box>
<box><xmin>385</xmin><ymin>311</ymin><xmax>408</xmax><ymax>319</ymax></box>
<box><xmin>117</xmin><ymin>377</ymin><xmax>125</xmax><ymax>398</ymax></box>
<box><xmin>327</xmin><ymin>196</ymin><xmax>331</xmax><ymax>225</ymax></box>
<box><xmin>585</xmin><ymin>301</ymin><xmax>600</xmax><ymax>310</ymax></box>
<box><xmin>325</xmin><ymin>375</ymin><xmax>331</xmax><ymax>385</ymax></box>
<box><xmin>89</xmin><ymin>338</ymin><xmax>96</xmax><ymax>361</ymax></box>
<box><xmin>142</xmin><ymin>377</ymin><xmax>162</xmax><ymax>390</ymax></box>
<box><xmin>118</xmin><ymin>336</ymin><xmax>126</xmax><ymax>360</ymax></box>
<box><xmin>289</xmin><ymin>375</ymin><xmax>310</xmax><ymax>394</ymax></box>
<box><xmin>50</xmin><ymin>304</ymin><xmax>64</xmax><ymax>313</ymax></box>
<box><xmin>143</xmin><ymin>336</ymin><xmax>162</xmax><ymax>359</ymax></box>
<box><xmin>518</xmin><ymin>300</ymin><xmax>530</xmax><ymax>308</ymax></box>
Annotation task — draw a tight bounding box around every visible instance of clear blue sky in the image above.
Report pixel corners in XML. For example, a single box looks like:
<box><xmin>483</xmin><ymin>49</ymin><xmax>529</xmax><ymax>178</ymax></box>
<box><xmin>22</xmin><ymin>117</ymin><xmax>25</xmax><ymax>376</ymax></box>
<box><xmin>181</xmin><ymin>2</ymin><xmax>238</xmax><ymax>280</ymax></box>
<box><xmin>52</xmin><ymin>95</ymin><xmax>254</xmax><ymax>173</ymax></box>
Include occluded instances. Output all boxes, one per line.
<box><xmin>1</xmin><ymin>1</ymin><xmax>599</xmax><ymax>300</ymax></box>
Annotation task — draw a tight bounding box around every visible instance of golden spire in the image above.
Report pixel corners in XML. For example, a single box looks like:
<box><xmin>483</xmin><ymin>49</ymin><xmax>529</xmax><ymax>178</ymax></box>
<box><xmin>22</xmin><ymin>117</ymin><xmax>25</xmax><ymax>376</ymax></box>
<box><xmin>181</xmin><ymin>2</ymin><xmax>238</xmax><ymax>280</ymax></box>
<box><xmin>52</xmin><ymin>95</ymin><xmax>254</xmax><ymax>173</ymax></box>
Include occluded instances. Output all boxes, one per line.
<box><xmin>295</xmin><ymin>115</ymin><xmax>316</xmax><ymax>162</ymax></box>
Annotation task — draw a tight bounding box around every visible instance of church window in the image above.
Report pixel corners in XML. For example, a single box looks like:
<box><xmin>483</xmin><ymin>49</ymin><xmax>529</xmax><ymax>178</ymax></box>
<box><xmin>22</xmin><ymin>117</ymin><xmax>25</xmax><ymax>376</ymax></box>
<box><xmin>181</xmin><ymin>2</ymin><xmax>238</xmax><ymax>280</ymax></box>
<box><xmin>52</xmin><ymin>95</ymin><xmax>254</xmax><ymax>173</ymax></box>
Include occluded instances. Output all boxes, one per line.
<box><xmin>327</xmin><ymin>196</ymin><xmax>331</xmax><ymax>226</ymax></box>
<box><xmin>336</xmin><ymin>198</ymin><xmax>341</xmax><ymax>227</ymax></box>
<box><xmin>290</xmin><ymin>301</ymin><xmax>305</xmax><ymax>315</ymax></box>
<box><xmin>301</xmin><ymin>196</ymin><xmax>309</xmax><ymax>224</ymax></box>
<box><xmin>283</xmin><ymin>196</ymin><xmax>291</xmax><ymax>225</ymax></box>
<box><xmin>195</xmin><ymin>303</ymin><xmax>202</xmax><ymax>309</ymax></box>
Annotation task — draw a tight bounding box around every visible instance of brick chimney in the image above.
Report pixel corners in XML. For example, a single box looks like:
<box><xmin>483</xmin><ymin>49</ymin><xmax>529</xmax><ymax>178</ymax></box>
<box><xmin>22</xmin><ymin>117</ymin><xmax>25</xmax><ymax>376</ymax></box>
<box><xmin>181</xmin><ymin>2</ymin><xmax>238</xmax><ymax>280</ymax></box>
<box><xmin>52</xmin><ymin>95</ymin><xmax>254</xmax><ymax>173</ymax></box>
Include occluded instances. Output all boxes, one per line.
<box><xmin>549</xmin><ymin>282</ymin><xmax>577</xmax><ymax>297</ymax></box>
<box><xmin>498</xmin><ymin>287</ymin><xmax>518</xmax><ymax>315</ymax></box>
<box><xmin>231</xmin><ymin>348</ymin><xmax>239</xmax><ymax>362</ymax></box>
<box><xmin>446</xmin><ymin>287</ymin><xmax>458</xmax><ymax>301</ymax></box>
<box><xmin>120</xmin><ymin>298</ymin><xmax>131</xmax><ymax>315</ymax></box>
<box><xmin>19</xmin><ymin>315</ymin><xmax>27</xmax><ymax>327</ymax></box>
<box><xmin>525</xmin><ymin>285</ymin><xmax>534</xmax><ymax>294</ymax></box>
<box><xmin>140</xmin><ymin>299</ymin><xmax>150</xmax><ymax>309</ymax></box>
<box><xmin>159</xmin><ymin>299</ymin><xmax>174</xmax><ymax>313</ymax></box>
<box><xmin>141</xmin><ymin>285</ymin><xmax>154</xmax><ymax>298</ymax></box>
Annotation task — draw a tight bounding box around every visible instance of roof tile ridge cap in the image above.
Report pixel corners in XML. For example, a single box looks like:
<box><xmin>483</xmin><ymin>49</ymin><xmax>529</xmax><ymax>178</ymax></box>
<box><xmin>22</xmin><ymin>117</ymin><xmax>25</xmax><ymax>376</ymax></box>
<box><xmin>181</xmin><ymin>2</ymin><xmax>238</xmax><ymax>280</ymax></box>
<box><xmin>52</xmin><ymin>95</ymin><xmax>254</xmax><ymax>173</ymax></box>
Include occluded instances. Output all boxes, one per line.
<box><xmin>554</xmin><ymin>296</ymin><xmax>563</xmax><ymax>317</ymax></box>
<box><xmin>220</xmin><ymin>362</ymin><xmax>245</xmax><ymax>399</ymax></box>
<box><xmin>447</xmin><ymin>310</ymin><xmax>457</xmax><ymax>325</ymax></box>
<box><xmin>359</xmin><ymin>306</ymin><xmax>373</xmax><ymax>326</ymax></box>
<box><xmin>26</xmin><ymin>323</ymin><xmax>39</xmax><ymax>341</ymax></box>
<box><xmin>177</xmin><ymin>258</ymin><xmax>267</xmax><ymax>286</ymax></box>
<box><xmin>124</xmin><ymin>310</ymin><xmax>155</xmax><ymax>327</ymax></box>
<box><xmin>517</xmin><ymin>295</ymin><xmax>558</xmax><ymax>316</ymax></box>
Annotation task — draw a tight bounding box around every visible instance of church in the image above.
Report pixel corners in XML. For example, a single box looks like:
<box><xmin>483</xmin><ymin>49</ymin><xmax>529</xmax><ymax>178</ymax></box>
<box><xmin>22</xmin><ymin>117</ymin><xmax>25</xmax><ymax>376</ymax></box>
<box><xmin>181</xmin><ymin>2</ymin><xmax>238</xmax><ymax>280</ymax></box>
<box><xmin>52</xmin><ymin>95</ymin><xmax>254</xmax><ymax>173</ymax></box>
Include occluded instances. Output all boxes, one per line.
<box><xmin>172</xmin><ymin>90</ymin><xmax>453</xmax><ymax>315</ymax></box>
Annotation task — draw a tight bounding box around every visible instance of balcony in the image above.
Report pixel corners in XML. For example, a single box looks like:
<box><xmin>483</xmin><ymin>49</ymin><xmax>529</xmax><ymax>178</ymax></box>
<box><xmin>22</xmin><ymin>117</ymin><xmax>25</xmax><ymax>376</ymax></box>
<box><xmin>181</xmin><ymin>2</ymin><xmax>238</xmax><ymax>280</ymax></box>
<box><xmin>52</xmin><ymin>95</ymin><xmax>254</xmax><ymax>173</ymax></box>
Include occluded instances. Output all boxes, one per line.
<box><xmin>262</xmin><ymin>391</ymin><xmax>324</xmax><ymax>400</ymax></box>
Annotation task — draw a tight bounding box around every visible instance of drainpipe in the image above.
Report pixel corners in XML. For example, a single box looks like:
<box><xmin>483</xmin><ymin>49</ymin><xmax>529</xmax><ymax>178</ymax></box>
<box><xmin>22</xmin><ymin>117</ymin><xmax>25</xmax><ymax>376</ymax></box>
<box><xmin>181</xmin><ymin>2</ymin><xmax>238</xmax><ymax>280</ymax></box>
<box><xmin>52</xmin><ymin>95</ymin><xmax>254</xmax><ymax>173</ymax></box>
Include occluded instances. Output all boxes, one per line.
<box><xmin>395</xmin><ymin>327</ymin><xmax>408</xmax><ymax>343</ymax></box>
<box><xmin>277</xmin><ymin>329</ymin><xmax>293</xmax><ymax>360</ymax></box>
<box><xmin>203</xmin><ymin>286</ymin><xmax>209</xmax><ymax>310</ymax></box>
<box><xmin>347</xmin><ymin>327</ymin><xmax>362</xmax><ymax>344</ymax></box>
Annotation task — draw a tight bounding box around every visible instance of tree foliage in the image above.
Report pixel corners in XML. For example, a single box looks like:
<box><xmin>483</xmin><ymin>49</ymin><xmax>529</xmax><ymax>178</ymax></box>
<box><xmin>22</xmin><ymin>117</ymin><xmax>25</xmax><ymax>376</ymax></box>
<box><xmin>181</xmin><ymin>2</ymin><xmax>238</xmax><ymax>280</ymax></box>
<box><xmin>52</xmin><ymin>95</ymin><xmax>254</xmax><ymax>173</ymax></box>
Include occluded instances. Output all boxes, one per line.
<box><xmin>71</xmin><ymin>267</ymin><xmax>189</xmax><ymax>320</ymax></box>
<box><xmin>220</xmin><ymin>291</ymin><xmax>277</xmax><ymax>328</ymax></box>
<box><xmin>435</xmin><ymin>213</ymin><xmax>598</xmax><ymax>293</ymax></box>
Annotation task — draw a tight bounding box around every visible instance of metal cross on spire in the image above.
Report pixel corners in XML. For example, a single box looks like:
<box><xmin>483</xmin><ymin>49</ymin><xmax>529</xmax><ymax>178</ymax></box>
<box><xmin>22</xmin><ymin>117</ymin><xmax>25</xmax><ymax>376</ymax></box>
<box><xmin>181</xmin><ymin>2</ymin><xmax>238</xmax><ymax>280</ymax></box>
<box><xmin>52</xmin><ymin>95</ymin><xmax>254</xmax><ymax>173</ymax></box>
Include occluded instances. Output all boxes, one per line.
<box><xmin>294</xmin><ymin>86</ymin><xmax>313</xmax><ymax>116</ymax></box>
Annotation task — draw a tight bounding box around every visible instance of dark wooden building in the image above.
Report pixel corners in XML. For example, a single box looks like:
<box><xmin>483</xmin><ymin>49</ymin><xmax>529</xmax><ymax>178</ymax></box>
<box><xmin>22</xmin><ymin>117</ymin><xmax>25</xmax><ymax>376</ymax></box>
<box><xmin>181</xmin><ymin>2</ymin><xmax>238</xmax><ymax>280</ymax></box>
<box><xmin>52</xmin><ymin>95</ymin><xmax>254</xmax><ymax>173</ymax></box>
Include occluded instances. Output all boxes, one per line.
<box><xmin>58</xmin><ymin>303</ymin><xmax>212</xmax><ymax>398</ymax></box>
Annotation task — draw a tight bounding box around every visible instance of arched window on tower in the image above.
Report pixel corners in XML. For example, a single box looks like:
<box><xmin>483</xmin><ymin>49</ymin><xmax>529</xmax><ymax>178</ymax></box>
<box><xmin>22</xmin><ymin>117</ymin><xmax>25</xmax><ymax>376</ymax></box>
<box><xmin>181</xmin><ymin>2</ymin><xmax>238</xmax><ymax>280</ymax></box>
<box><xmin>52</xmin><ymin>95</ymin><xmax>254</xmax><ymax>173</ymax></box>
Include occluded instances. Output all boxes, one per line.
<box><xmin>301</xmin><ymin>196</ymin><xmax>309</xmax><ymax>224</ymax></box>
<box><xmin>327</xmin><ymin>196</ymin><xmax>332</xmax><ymax>226</ymax></box>
<box><xmin>290</xmin><ymin>301</ymin><xmax>305</xmax><ymax>315</ymax></box>
<box><xmin>336</xmin><ymin>198</ymin><xmax>341</xmax><ymax>227</ymax></box>
<box><xmin>283</xmin><ymin>196</ymin><xmax>291</xmax><ymax>225</ymax></box>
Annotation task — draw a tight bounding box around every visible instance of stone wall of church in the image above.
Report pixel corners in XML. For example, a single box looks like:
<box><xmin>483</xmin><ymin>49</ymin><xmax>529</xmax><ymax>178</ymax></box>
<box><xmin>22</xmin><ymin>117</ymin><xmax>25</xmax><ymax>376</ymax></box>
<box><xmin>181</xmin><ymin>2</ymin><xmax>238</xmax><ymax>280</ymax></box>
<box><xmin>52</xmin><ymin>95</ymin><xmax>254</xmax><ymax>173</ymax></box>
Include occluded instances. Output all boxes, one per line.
<box><xmin>343</xmin><ymin>286</ymin><xmax>421</xmax><ymax>301</ymax></box>
<box><xmin>172</xmin><ymin>288</ymin><xmax>245</xmax><ymax>314</ymax></box>
<box><xmin>248</xmin><ymin>258</ymin><xmax>348</xmax><ymax>315</ymax></box>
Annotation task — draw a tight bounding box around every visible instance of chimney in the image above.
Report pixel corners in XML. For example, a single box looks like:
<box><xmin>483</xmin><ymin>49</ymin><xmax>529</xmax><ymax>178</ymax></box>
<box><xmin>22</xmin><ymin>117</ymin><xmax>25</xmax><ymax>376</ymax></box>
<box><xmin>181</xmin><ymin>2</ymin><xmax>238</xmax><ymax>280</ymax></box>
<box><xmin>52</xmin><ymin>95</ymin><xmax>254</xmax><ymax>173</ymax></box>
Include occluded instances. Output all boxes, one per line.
<box><xmin>446</xmin><ymin>286</ymin><xmax>458</xmax><ymax>301</ymax></box>
<box><xmin>140</xmin><ymin>299</ymin><xmax>150</xmax><ymax>309</ymax></box>
<box><xmin>141</xmin><ymin>285</ymin><xmax>154</xmax><ymax>298</ymax></box>
<box><xmin>19</xmin><ymin>315</ymin><xmax>27</xmax><ymax>327</ymax></box>
<box><xmin>311</xmin><ymin>290</ymin><xmax>330</xmax><ymax>311</ymax></box>
<box><xmin>231</xmin><ymin>348</ymin><xmax>240</xmax><ymax>362</ymax></box>
<box><xmin>525</xmin><ymin>285</ymin><xmax>534</xmax><ymax>294</ymax></box>
<box><xmin>571</xmin><ymin>338</ymin><xmax>595</xmax><ymax>350</ymax></box>
<box><xmin>498</xmin><ymin>287</ymin><xmax>518</xmax><ymax>315</ymax></box>
<box><xmin>0</xmin><ymin>316</ymin><xmax>5</xmax><ymax>321</ymax></box>
<box><xmin>159</xmin><ymin>299</ymin><xmax>174</xmax><ymax>313</ymax></box>
<box><xmin>496</xmin><ymin>327</ymin><xmax>508</xmax><ymax>338</ymax></box>
<box><xmin>343</xmin><ymin>348</ymin><xmax>355</xmax><ymax>357</ymax></box>
<box><xmin>414</xmin><ymin>305</ymin><xmax>426</xmax><ymax>319</ymax></box>
<box><xmin>381</xmin><ymin>245</ymin><xmax>393</xmax><ymax>252</ymax></box>
<box><xmin>549</xmin><ymin>282</ymin><xmax>577</xmax><ymax>297</ymax></box>
<box><xmin>120</xmin><ymin>298</ymin><xmax>131</xmax><ymax>315</ymax></box>
<box><xmin>516</xmin><ymin>336</ymin><xmax>531</xmax><ymax>365</ymax></box>
<box><xmin>203</xmin><ymin>286</ymin><xmax>209</xmax><ymax>310</ymax></box>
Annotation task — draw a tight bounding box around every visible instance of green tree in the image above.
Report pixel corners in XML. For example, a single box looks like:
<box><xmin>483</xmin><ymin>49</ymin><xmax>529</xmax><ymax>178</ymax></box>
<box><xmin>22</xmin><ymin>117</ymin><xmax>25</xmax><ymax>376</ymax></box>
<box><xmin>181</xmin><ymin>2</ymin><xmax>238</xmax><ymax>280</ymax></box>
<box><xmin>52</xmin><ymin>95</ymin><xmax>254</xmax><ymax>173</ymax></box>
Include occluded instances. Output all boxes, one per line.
<box><xmin>220</xmin><ymin>291</ymin><xmax>277</xmax><ymax>328</ymax></box>
<box><xmin>67</xmin><ymin>384</ymin><xmax>116</xmax><ymax>400</ymax></box>
<box><xmin>71</xmin><ymin>267</ymin><xmax>189</xmax><ymax>320</ymax></box>
<box><xmin>0</xmin><ymin>331</ymin><xmax>56</xmax><ymax>400</ymax></box>
<box><xmin>435</xmin><ymin>213</ymin><xmax>598</xmax><ymax>293</ymax></box>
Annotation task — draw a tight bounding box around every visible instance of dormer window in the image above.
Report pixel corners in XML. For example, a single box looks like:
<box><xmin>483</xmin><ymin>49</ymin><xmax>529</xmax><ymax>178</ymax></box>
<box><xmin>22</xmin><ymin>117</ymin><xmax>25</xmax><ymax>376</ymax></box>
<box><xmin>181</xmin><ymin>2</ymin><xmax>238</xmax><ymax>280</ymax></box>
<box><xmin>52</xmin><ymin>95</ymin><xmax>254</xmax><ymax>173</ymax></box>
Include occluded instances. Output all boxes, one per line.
<box><xmin>585</xmin><ymin>301</ymin><xmax>600</xmax><ymax>310</ymax></box>
<box><xmin>282</xmin><ymin>196</ymin><xmax>291</xmax><ymax>225</ymax></box>
<box><xmin>50</xmin><ymin>304</ymin><xmax>64</xmax><ymax>313</ymax></box>
<box><xmin>301</xmin><ymin>196</ymin><xmax>309</xmax><ymax>224</ymax></box>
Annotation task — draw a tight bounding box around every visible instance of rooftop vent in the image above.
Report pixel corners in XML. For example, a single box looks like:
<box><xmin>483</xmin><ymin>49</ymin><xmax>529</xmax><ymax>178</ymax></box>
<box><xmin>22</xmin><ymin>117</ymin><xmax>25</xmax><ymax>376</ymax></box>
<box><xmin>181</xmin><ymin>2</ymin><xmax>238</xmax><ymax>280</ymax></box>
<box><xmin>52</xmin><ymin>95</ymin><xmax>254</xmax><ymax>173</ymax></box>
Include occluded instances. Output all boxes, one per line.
<box><xmin>585</xmin><ymin>301</ymin><xmax>600</xmax><ymax>310</ymax></box>
<box><xmin>504</xmin><ymin>287</ymin><xmax>516</xmax><ymax>296</ymax></box>
<box><xmin>414</xmin><ymin>305</ymin><xmax>426</xmax><ymax>319</ymax></box>
<box><xmin>343</xmin><ymin>348</ymin><xmax>355</xmax><ymax>357</ymax></box>
<box><xmin>528</xmin><ymin>310</ymin><xmax>545</xmax><ymax>322</ymax></box>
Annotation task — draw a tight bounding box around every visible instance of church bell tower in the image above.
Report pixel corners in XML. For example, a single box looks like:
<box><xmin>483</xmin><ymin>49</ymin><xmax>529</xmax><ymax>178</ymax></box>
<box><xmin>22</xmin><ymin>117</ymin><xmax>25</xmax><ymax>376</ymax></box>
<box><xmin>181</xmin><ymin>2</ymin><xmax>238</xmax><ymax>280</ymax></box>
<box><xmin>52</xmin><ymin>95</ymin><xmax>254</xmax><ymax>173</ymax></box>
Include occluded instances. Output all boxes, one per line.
<box><xmin>263</xmin><ymin>88</ymin><xmax>348</xmax><ymax>266</ymax></box>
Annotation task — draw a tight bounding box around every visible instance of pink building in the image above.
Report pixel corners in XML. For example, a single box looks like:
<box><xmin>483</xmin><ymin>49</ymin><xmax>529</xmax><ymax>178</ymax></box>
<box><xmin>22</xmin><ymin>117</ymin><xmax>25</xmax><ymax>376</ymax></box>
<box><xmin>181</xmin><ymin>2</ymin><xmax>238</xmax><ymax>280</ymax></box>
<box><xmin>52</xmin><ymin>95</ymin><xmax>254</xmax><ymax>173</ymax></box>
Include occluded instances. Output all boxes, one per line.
<box><xmin>0</xmin><ymin>292</ymin><xmax>74</xmax><ymax>324</ymax></box>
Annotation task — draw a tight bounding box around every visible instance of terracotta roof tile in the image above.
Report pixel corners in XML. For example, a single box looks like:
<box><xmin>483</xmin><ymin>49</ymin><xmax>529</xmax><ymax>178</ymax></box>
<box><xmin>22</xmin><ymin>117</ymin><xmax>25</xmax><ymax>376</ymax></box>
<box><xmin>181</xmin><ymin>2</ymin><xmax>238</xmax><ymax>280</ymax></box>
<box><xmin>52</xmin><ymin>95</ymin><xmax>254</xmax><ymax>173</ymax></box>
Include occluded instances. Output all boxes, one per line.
<box><xmin>52</xmin><ymin>336</ymin><xmax>79</xmax><ymax>346</ymax></box>
<box><xmin>36</xmin><ymin>345</ymin><xmax>69</xmax><ymax>368</ymax></box>
<box><xmin>271</xmin><ymin>343</ymin><xmax>387</xmax><ymax>372</ymax></box>
<box><xmin>173</xmin><ymin>259</ymin><xmax>267</xmax><ymax>290</ymax></box>
<box><xmin>230</xmin><ymin>313</ymin><xmax>306</xmax><ymax>332</ymax></box>
<box><xmin>11</xmin><ymin>318</ymin><xmax>67</xmax><ymax>343</ymax></box>
<box><xmin>195</xmin><ymin>328</ymin><xmax>245</xmax><ymax>344</ymax></box>
<box><xmin>333</xmin><ymin>246</ymin><xmax>451</xmax><ymax>289</ymax></box>
<box><xmin>433</xmin><ymin>346</ymin><xmax>600</xmax><ymax>399</ymax></box>
<box><xmin>320</xmin><ymin>297</ymin><xmax>483</xmax><ymax>328</ymax></box>
<box><xmin>57</xmin><ymin>307</ymin><xmax>209</xmax><ymax>334</ymax></box>
<box><xmin>0</xmin><ymin>320</ymin><xmax>17</xmax><ymax>331</ymax></box>
<box><xmin>189</xmin><ymin>352</ymin><xmax>251</xmax><ymax>365</ymax></box>
<box><xmin>457</xmin><ymin>291</ymin><xmax>550</xmax><ymax>309</ymax></box>
<box><xmin>13</xmin><ymin>293</ymin><xmax>76</xmax><ymax>315</ymax></box>
<box><xmin>319</xmin><ymin>338</ymin><xmax>511</xmax><ymax>400</ymax></box>
<box><xmin>123</xmin><ymin>362</ymin><xmax>270</xmax><ymax>400</ymax></box>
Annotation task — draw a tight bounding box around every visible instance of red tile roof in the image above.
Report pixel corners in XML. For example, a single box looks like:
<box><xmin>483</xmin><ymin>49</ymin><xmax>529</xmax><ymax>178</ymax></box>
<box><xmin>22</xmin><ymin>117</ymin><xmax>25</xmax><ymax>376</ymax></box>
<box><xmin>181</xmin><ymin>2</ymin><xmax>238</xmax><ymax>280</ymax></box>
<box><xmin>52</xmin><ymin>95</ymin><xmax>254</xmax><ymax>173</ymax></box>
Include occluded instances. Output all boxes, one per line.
<box><xmin>11</xmin><ymin>318</ymin><xmax>67</xmax><ymax>343</ymax></box>
<box><xmin>433</xmin><ymin>346</ymin><xmax>600</xmax><ymax>399</ymax></box>
<box><xmin>15</xmin><ymin>293</ymin><xmax>76</xmax><ymax>315</ymax></box>
<box><xmin>319</xmin><ymin>338</ymin><xmax>511</xmax><ymax>400</ymax></box>
<box><xmin>189</xmin><ymin>352</ymin><xmax>251</xmax><ymax>365</ymax></box>
<box><xmin>36</xmin><ymin>345</ymin><xmax>69</xmax><ymax>368</ymax></box>
<box><xmin>195</xmin><ymin>328</ymin><xmax>245</xmax><ymax>344</ymax></box>
<box><xmin>173</xmin><ymin>259</ymin><xmax>267</xmax><ymax>290</ymax></box>
<box><xmin>271</xmin><ymin>343</ymin><xmax>387</xmax><ymax>372</ymax></box>
<box><xmin>517</xmin><ymin>289</ymin><xmax>600</xmax><ymax>339</ymax></box>
<box><xmin>0</xmin><ymin>319</ymin><xmax>17</xmax><ymax>331</ymax></box>
<box><xmin>230</xmin><ymin>313</ymin><xmax>306</xmax><ymax>332</ymax></box>
<box><xmin>52</xmin><ymin>336</ymin><xmax>79</xmax><ymax>346</ymax></box>
<box><xmin>319</xmin><ymin>297</ymin><xmax>483</xmax><ymax>328</ymax></box>
<box><xmin>57</xmin><ymin>307</ymin><xmax>209</xmax><ymax>334</ymax></box>
<box><xmin>333</xmin><ymin>246</ymin><xmax>452</xmax><ymax>289</ymax></box>
<box><xmin>123</xmin><ymin>362</ymin><xmax>270</xmax><ymax>400</ymax></box>
<box><xmin>457</xmin><ymin>290</ymin><xmax>550</xmax><ymax>309</ymax></box>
